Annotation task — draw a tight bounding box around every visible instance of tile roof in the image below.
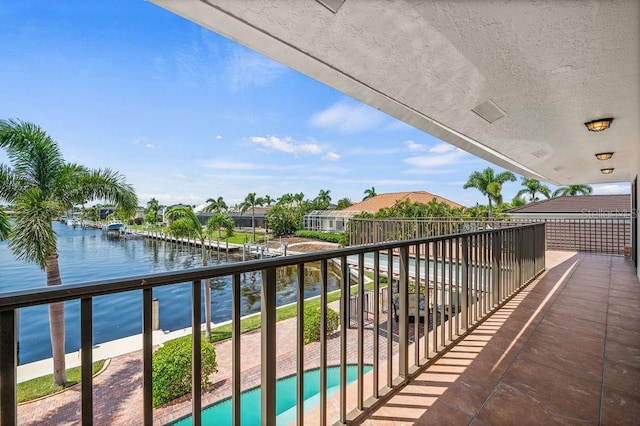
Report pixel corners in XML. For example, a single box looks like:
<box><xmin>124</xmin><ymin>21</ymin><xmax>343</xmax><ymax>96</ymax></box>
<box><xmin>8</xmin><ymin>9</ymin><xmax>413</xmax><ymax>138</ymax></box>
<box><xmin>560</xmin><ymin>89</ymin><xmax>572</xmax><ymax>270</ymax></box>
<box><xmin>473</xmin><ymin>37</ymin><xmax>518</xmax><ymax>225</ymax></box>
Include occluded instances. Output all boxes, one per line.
<box><xmin>343</xmin><ymin>191</ymin><xmax>465</xmax><ymax>213</ymax></box>
<box><xmin>506</xmin><ymin>194</ymin><xmax>630</xmax><ymax>214</ymax></box>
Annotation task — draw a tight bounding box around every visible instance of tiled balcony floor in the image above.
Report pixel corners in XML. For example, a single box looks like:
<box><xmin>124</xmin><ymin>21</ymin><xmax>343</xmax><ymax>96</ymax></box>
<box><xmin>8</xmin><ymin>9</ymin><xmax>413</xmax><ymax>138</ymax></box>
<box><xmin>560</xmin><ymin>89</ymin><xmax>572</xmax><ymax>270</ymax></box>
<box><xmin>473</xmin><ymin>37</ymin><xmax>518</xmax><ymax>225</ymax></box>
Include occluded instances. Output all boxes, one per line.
<box><xmin>359</xmin><ymin>251</ymin><xmax>640</xmax><ymax>425</ymax></box>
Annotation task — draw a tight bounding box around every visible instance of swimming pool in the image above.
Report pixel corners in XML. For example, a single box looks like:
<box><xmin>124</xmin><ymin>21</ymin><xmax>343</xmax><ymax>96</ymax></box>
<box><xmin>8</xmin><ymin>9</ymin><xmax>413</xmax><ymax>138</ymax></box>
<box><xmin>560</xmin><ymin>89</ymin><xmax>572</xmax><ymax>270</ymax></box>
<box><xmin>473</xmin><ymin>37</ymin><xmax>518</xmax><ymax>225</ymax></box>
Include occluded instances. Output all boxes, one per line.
<box><xmin>172</xmin><ymin>364</ymin><xmax>373</xmax><ymax>425</ymax></box>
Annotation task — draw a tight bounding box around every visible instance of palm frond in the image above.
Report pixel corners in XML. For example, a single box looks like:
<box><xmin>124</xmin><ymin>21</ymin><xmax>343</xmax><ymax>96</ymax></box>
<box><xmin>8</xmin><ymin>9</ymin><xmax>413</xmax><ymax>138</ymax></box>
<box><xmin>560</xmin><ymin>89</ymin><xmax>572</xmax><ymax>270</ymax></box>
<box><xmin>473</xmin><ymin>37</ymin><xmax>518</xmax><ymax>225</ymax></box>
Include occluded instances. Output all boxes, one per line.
<box><xmin>8</xmin><ymin>189</ymin><xmax>61</xmax><ymax>269</ymax></box>
<box><xmin>63</xmin><ymin>168</ymin><xmax>138</xmax><ymax>215</ymax></box>
<box><xmin>0</xmin><ymin>164</ymin><xmax>34</xmax><ymax>202</ymax></box>
<box><xmin>0</xmin><ymin>119</ymin><xmax>65</xmax><ymax>195</ymax></box>
<box><xmin>0</xmin><ymin>206</ymin><xmax>10</xmax><ymax>241</ymax></box>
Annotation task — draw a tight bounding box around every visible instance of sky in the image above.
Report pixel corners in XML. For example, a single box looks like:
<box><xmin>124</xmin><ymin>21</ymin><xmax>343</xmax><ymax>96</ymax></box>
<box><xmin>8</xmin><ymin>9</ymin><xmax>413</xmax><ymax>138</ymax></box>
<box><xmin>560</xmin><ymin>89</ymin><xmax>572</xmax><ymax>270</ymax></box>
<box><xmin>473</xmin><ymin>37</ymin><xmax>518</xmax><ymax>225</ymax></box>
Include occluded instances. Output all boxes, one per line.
<box><xmin>0</xmin><ymin>1</ymin><xmax>630</xmax><ymax>210</ymax></box>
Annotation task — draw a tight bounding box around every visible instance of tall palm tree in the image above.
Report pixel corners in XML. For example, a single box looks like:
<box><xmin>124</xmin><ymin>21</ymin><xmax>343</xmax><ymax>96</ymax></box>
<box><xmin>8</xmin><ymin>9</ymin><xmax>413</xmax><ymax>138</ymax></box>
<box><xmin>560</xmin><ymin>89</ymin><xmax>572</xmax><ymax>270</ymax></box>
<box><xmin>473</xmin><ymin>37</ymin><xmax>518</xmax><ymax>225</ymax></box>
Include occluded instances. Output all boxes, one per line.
<box><xmin>0</xmin><ymin>119</ymin><xmax>137</xmax><ymax>385</ymax></box>
<box><xmin>363</xmin><ymin>186</ymin><xmax>377</xmax><ymax>200</ymax></box>
<box><xmin>203</xmin><ymin>196</ymin><xmax>227</xmax><ymax>213</ymax></box>
<box><xmin>515</xmin><ymin>177</ymin><xmax>551</xmax><ymax>202</ymax></box>
<box><xmin>239</xmin><ymin>192</ymin><xmax>264</xmax><ymax>242</ymax></box>
<box><xmin>165</xmin><ymin>205</ymin><xmax>214</xmax><ymax>339</ymax></box>
<box><xmin>552</xmin><ymin>184</ymin><xmax>593</xmax><ymax>197</ymax></box>
<box><xmin>262</xmin><ymin>195</ymin><xmax>274</xmax><ymax>207</ymax></box>
<box><xmin>463</xmin><ymin>167</ymin><xmax>516</xmax><ymax>217</ymax></box>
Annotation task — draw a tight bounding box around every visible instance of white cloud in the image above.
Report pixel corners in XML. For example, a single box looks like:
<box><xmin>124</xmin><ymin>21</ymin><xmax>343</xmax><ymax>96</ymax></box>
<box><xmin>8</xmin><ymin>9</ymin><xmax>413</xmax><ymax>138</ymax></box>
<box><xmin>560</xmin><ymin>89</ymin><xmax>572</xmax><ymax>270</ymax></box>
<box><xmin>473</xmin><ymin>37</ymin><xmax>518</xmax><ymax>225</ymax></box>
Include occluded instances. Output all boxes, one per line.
<box><xmin>592</xmin><ymin>183</ymin><xmax>631</xmax><ymax>195</ymax></box>
<box><xmin>429</xmin><ymin>143</ymin><xmax>457</xmax><ymax>153</ymax></box>
<box><xmin>324</xmin><ymin>151</ymin><xmax>341</xmax><ymax>161</ymax></box>
<box><xmin>216</xmin><ymin>135</ymin><xmax>222</xmax><ymax>140</ymax></box>
<box><xmin>404</xmin><ymin>150</ymin><xmax>469</xmax><ymax>168</ymax></box>
<box><xmin>250</xmin><ymin>136</ymin><xmax>322</xmax><ymax>155</ymax></box>
<box><xmin>309</xmin><ymin>99</ymin><xmax>386</xmax><ymax>133</ymax></box>
<box><xmin>145</xmin><ymin>144</ymin><xmax>155</xmax><ymax>149</ymax></box>
<box><xmin>405</xmin><ymin>140</ymin><xmax>426</xmax><ymax>151</ymax></box>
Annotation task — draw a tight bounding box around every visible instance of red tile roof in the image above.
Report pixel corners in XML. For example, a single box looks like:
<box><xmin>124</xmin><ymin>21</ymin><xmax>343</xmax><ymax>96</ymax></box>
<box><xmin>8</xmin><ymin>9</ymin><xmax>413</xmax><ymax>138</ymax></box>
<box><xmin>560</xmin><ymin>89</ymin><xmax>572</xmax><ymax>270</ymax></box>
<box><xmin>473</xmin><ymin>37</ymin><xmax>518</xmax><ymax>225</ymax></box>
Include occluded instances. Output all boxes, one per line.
<box><xmin>344</xmin><ymin>191</ymin><xmax>464</xmax><ymax>213</ymax></box>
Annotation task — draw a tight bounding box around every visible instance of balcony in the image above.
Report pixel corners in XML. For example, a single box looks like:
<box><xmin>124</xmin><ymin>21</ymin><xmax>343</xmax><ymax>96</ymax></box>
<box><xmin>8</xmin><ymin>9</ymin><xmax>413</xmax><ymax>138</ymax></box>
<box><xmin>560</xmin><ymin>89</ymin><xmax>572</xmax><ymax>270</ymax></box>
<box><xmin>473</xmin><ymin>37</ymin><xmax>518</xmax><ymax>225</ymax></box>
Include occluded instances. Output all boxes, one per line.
<box><xmin>1</xmin><ymin>223</ymin><xmax>639</xmax><ymax>425</ymax></box>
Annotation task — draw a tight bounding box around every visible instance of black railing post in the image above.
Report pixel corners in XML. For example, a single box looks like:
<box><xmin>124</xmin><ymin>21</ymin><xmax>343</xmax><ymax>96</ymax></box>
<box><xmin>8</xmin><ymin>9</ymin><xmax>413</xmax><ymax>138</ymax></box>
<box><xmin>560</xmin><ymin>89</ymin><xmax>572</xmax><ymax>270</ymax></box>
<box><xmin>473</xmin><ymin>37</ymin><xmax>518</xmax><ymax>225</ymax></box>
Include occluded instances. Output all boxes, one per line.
<box><xmin>399</xmin><ymin>246</ymin><xmax>409</xmax><ymax>380</ymax></box>
<box><xmin>0</xmin><ymin>309</ymin><xmax>17</xmax><ymax>426</ymax></box>
<box><xmin>142</xmin><ymin>288</ymin><xmax>153</xmax><ymax>426</ymax></box>
<box><xmin>81</xmin><ymin>298</ymin><xmax>94</xmax><ymax>426</ymax></box>
<box><xmin>461</xmin><ymin>236</ymin><xmax>469</xmax><ymax>331</ymax></box>
<box><xmin>232</xmin><ymin>274</ymin><xmax>242</xmax><ymax>426</ymax></box>
<box><xmin>191</xmin><ymin>280</ymin><xmax>202</xmax><ymax>426</ymax></box>
<box><xmin>261</xmin><ymin>267</ymin><xmax>277</xmax><ymax>426</ymax></box>
<box><xmin>340</xmin><ymin>257</ymin><xmax>349</xmax><ymax>424</ymax></box>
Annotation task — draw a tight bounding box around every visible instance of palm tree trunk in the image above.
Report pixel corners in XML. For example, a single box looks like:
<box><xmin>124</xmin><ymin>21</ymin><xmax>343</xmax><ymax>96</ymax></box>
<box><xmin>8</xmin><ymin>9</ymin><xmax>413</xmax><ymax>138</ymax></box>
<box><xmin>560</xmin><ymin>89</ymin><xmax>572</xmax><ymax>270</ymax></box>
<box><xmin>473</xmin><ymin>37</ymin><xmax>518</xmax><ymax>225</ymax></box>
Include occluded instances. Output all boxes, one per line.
<box><xmin>487</xmin><ymin>196</ymin><xmax>493</xmax><ymax>218</ymax></box>
<box><xmin>46</xmin><ymin>254</ymin><xmax>67</xmax><ymax>386</ymax></box>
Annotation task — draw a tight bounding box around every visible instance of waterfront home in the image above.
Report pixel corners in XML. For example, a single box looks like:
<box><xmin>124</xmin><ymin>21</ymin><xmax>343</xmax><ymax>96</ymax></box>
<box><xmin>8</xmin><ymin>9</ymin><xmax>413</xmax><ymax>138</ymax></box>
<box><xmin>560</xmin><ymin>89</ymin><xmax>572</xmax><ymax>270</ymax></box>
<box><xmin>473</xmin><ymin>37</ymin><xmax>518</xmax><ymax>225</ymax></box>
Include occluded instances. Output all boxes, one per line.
<box><xmin>305</xmin><ymin>191</ymin><xmax>465</xmax><ymax>233</ymax></box>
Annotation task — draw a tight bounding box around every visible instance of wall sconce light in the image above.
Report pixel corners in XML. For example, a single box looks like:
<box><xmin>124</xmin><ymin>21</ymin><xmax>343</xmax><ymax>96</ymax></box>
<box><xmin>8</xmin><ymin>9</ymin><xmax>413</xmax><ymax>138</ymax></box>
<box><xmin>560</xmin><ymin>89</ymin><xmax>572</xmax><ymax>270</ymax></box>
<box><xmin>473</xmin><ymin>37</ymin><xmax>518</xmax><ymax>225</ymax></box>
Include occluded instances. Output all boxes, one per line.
<box><xmin>595</xmin><ymin>152</ymin><xmax>614</xmax><ymax>160</ymax></box>
<box><xmin>585</xmin><ymin>118</ymin><xmax>614</xmax><ymax>132</ymax></box>
<box><xmin>600</xmin><ymin>168</ymin><xmax>614</xmax><ymax>174</ymax></box>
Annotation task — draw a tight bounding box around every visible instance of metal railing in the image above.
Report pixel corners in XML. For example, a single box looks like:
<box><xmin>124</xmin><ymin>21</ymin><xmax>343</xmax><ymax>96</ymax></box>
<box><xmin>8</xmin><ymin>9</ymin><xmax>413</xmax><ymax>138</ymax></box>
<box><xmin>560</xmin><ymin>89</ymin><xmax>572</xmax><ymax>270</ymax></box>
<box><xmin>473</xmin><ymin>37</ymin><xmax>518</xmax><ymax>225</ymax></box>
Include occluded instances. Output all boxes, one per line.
<box><xmin>348</xmin><ymin>217</ymin><xmax>630</xmax><ymax>255</ymax></box>
<box><xmin>0</xmin><ymin>223</ymin><xmax>545</xmax><ymax>425</ymax></box>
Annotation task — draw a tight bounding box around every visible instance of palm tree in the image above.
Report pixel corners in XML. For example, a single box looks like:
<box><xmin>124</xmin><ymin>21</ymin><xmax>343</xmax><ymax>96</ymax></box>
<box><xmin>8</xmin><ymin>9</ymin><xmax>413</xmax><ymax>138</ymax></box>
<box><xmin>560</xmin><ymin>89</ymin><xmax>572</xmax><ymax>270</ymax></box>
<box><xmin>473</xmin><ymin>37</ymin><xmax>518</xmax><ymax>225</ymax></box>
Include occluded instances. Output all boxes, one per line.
<box><xmin>336</xmin><ymin>197</ymin><xmax>353</xmax><ymax>210</ymax></box>
<box><xmin>239</xmin><ymin>192</ymin><xmax>264</xmax><ymax>242</ymax></box>
<box><xmin>0</xmin><ymin>119</ymin><xmax>137</xmax><ymax>386</ymax></box>
<box><xmin>552</xmin><ymin>184</ymin><xmax>593</xmax><ymax>197</ymax></box>
<box><xmin>165</xmin><ymin>205</ymin><xmax>214</xmax><ymax>339</ymax></box>
<box><xmin>315</xmin><ymin>189</ymin><xmax>332</xmax><ymax>209</ymax></box>
<box><xmin>207</xmin><ymin>212</ymin><xmax>235</xmax><ymax>240</ymax></box>
<box><xmin>278</xmin><ymin>193</ymin><xmax>294</xmax><ymax>205</ymax></box>
<box><xmin>363</xmin><ymin>186</ymin><xmax>377</xmax><ymax>200</ymax></box>
<box><xmin>262</xmin><ymin>195</ymin><xmax>274</xmax><ymax>207</ymax></box>
<box><xmin>463</xmin><ymin>167</ymin><xmax>516</xmax><ymax>217</ymax></box>
<box><xmin>203</xmin><ymin>196</ymin><xmax>227</xmax><ymax>213</ymax></box>
<box><xmin>515</xmin><ymin>177</ymin><xmax>551</xmax><ymax>202</ymax></box>
<box><xmin>293</xmin><ymin>192</ymin><xmax>305</xmax><ymax>204</ymax></box>
<box><xmin>145</xmin><ymin>197</ymin><xmax>160</xmax><ymax>224</ymax></box>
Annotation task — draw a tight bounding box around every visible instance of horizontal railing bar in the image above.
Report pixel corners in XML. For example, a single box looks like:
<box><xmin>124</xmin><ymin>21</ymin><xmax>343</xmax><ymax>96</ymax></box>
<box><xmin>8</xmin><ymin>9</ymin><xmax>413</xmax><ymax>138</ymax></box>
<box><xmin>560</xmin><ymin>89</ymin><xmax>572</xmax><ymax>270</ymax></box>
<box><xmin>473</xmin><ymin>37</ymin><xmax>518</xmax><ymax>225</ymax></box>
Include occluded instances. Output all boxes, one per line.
<box><xmin>0</xmin><ymin>224</ymin><xmax>545</xmax><ymax>311</ymax></box>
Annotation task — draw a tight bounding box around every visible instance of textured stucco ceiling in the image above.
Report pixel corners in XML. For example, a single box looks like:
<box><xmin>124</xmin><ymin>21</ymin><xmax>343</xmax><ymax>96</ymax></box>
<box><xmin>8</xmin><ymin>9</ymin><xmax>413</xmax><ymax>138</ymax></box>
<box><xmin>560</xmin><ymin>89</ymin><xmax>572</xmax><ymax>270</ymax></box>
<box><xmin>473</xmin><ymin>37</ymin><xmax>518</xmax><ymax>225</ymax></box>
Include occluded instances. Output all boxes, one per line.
<box><xmin>151</xmin><ymin>0</ymin><xmax>640</xmax><ymax>185</ymax></box>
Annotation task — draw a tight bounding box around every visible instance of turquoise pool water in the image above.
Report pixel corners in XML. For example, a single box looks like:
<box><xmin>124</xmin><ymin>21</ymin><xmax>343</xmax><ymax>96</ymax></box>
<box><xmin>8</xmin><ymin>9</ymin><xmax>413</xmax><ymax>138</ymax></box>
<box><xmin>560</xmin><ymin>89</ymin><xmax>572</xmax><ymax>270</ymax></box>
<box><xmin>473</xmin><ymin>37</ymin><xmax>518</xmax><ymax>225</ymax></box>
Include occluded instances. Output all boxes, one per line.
<box><xmin>172</xmin><ymin>364</ymin><xmax>373</xmax><ymax>426</ymax></box>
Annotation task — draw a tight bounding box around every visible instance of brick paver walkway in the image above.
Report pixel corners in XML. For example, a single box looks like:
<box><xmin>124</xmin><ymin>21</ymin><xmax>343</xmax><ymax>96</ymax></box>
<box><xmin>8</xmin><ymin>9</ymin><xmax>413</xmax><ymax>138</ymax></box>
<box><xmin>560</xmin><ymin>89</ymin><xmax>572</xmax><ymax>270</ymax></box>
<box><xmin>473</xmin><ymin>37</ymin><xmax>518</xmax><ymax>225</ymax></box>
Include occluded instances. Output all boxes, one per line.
<box><xmin>16</xmin><ymin>301</ymin><xmax>398</xmax><ymax>425</ymax></box>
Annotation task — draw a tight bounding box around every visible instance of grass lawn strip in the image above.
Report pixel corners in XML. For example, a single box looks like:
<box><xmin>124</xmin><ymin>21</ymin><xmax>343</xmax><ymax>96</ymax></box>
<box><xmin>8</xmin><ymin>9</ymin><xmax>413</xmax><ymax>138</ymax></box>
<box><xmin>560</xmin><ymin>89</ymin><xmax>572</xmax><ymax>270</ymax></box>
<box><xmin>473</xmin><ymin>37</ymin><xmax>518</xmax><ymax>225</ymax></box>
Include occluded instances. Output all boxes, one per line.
<box><xmin>18</xmin><ymin>359</ymin><xmax>106</xmax><ymax>403</ymax></box>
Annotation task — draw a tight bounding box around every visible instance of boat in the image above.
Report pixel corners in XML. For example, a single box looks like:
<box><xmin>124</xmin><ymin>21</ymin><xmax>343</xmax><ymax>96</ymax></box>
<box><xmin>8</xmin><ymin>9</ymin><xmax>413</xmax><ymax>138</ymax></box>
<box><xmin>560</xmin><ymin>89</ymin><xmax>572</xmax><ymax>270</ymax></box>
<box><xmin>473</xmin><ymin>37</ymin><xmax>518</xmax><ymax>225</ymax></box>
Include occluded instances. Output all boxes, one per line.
<box><xmin>68</xmin><ymin>218</ymin><xmax>81</xmax><ymax>228</ymax></box>
<box><xmin>104</xmin><ymin>221</ymin><xmax>124</xmax><ymax>232</ymax></box>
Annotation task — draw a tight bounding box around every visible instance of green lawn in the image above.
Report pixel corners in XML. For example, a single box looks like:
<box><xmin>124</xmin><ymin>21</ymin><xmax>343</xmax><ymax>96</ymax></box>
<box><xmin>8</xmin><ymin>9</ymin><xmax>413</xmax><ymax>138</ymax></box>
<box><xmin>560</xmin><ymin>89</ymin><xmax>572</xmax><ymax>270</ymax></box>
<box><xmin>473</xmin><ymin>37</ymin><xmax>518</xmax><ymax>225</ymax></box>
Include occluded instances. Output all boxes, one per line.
<box><xmin>18</xmin><ymin>360</ymin><xmax>106</xmax><ymax>403</ymax></box>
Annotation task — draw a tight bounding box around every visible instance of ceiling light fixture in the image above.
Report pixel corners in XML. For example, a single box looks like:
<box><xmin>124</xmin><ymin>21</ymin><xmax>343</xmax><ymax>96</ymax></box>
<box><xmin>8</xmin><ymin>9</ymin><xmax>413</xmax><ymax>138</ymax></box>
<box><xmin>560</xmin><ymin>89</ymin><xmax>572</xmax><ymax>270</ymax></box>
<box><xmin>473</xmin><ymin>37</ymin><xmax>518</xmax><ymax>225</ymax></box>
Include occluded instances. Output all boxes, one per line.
<box><xmin>600</xmin><ymin>168</ymin><xmax>615</xmax><ymax>174</ymax></box>
<box><xmin>595</xmin><ymin>152</ymin><xmax>614</xmax><ymax>160</ymax></box>
<box><xmin>585</xmin><ymin>117</ymin><xmax>614</xmax><ymax>132</ymax></box>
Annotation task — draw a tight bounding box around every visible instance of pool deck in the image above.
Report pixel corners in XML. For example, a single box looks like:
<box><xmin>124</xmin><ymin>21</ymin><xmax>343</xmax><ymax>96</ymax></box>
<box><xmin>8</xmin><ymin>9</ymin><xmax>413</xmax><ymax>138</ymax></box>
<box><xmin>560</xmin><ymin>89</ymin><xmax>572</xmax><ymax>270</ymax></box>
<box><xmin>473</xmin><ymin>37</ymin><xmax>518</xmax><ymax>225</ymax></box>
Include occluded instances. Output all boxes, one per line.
<box><xmin>13</xmin><ymin>250</ymin><xmax>640</xmax><ymax>425</ymax></box>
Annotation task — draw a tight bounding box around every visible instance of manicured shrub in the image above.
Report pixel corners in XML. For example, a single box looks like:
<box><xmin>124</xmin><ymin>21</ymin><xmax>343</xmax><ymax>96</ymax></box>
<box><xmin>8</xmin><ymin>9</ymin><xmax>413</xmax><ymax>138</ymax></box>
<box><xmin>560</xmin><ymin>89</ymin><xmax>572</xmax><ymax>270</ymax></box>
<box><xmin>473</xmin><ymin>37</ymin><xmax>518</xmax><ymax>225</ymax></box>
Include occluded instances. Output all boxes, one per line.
<box><xmin>294</xmin><ymin>230</ymin><xmax>345</xmax><ymax>245</ymax></box>
<box><xmin>152</xmin><ymin>335</ymin><xmax>218</xmax><ymax>407</ymax></box>
<box><xmin>303</xmin><ymin>305</ymin><xmax>340</xmax><ymax>344</ymax></box>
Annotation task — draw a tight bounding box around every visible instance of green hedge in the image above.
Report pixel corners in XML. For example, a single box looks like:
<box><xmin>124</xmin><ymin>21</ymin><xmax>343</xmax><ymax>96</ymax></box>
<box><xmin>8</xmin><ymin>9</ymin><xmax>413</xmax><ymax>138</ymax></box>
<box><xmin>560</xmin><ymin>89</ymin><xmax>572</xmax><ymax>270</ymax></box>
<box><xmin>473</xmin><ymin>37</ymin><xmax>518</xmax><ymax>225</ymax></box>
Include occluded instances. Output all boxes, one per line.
<box><xmin>303</xmin><ymin>305</ymin><xmax>340</xmax><ymax>344</ymax></box>
<box><xmin>152</xmin><ymin>335</ymin><xmax>218</xmax><ymax>407</ymax></box>
<box><xmin>294</xmin><ymin>230</ymin><xmax>345</xmax><ymax>245</ymax></box>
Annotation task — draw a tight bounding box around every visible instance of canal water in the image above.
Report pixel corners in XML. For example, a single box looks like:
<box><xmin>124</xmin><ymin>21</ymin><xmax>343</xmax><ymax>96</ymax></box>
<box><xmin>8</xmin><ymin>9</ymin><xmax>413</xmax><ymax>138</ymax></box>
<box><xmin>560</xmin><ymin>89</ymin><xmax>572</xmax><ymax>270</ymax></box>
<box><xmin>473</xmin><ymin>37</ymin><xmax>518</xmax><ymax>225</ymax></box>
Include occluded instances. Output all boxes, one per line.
<box><xmin>0</xmin><ymin>222</ymin><xmax>340</xmax><ymax>364</ymax></box>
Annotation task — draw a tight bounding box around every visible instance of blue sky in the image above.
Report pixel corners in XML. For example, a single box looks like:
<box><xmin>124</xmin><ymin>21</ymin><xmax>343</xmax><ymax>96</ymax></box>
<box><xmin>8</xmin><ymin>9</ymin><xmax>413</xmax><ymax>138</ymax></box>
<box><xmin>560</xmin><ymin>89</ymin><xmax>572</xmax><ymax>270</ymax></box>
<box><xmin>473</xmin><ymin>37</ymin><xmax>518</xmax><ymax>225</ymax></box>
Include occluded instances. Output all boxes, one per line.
<box><xmin>0</xmin><ymin>1</ymin><xmax>629</xmax><ymax>209</ymax></box>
